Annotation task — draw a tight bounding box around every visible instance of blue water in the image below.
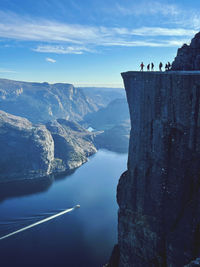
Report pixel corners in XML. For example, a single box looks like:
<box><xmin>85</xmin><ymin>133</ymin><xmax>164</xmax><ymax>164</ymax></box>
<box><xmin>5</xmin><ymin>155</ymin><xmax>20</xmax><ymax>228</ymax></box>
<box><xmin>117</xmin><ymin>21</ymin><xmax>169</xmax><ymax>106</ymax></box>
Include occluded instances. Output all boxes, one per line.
<box><xmin>0</xmin><ymin>150</ymin><xmax>127</xmax><ymax>267</ymax></box>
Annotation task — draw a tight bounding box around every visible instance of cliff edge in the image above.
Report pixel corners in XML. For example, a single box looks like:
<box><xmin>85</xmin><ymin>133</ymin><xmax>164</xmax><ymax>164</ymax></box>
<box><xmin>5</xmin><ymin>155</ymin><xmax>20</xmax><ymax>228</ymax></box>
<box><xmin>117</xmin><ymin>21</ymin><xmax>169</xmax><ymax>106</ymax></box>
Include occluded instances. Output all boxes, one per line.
<box><xmin>117</xmin><ymin>71</ymin><xmax>200</xmax><ymax>266</ymax></box>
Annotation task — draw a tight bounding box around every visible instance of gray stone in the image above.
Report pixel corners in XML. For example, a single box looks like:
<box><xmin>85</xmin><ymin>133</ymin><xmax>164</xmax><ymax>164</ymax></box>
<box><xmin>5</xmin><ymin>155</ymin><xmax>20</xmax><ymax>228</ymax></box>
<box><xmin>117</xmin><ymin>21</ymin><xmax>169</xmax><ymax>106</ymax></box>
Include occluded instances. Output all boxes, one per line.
<box><xmin>84</xmin><ymin>98</ymin><xmax>130</xmax><ymax>130</ymax></box>
<box><xmin>172</xmin><ymin>32</ymin><xmax>200</xmax><ymax>70</ymax></box>
<box><xmin>0</xmin><ymin>110</ymin><xmax>97</xmax><ymax>182</ymax></box>
<box><xmin>0</xmin><ymin>79</ymin><xmax>98</xmax><ymax>123</ymax></box>
<box><xmin>117</xmin><ymin>71</ymin><xmax>200</xmax><ymax>266</ymax></box>
<box><xmin>84</xmin><ymin>98</ymin><xmax>130</xmax><ymax>153</ymax></box>
<box><xmin>46</xmin><ymin>119</ymin><xmax>97</xmax><ymax>172</ymax></box>
<box><xmin>185</xmin><ymin>258</ymin><xmax>200</xmax><ymax>266</ymax></box>
<box><xmin>0</xmin><ymin>110</ymin><xmax>54</xmax><ymax>181</ymax></box>
<box><xmin>94</xmin><ymin>122</ymin><xmax>130</xmax><ymax>153</ymax></box>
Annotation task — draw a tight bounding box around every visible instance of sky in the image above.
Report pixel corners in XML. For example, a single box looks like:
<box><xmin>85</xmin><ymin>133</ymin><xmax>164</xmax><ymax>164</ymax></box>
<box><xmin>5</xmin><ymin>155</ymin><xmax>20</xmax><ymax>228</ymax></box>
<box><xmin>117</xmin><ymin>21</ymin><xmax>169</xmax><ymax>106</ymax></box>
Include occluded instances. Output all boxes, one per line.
<box><xmin>0</xmin><ymin>0</ymin><xmax>199</xmax><ymax>87</ymax></box>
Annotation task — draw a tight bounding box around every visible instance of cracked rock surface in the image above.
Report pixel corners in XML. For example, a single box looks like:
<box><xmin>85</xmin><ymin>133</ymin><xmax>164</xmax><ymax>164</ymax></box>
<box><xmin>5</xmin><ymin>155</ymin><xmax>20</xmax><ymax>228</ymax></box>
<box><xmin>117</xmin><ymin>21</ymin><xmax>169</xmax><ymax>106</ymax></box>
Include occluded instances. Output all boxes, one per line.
<box><xmin>117</xmin><ymin>71</ymin><xmax>200</xmax><ymax>266</ymax></box>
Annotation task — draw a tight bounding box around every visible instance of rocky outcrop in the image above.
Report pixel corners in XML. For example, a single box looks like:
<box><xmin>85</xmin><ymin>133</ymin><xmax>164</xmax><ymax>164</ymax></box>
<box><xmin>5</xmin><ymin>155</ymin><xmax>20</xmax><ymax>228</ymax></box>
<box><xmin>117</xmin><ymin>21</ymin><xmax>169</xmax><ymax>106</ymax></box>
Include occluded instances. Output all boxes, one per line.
<box><xmin>185</xmin><ymin>258</ymin><xmax>200</xmax><ymax>266</ymax></box>
<box><xmin>0</xmin><ymin>110</ymin><xmax>54</xmax><ymax>181</ymax></box>
<box><xmin>172</xmin><ymin>32</ymin><xmax>200</xmax><ymax>70</ymax></box>
<box><xmin>0</xmin><ymin>111</ymin><xmax>97</xmax><ymax>182</ymax></box>
<box><xmin>46</xmin><ymin>119</ymin><xmax>97</xmax><ymax>172</ymax></box>
<box><xmin>117</xmin><ymin>71</ymin><xmax>200</xmax><ymax>266</ymax></box>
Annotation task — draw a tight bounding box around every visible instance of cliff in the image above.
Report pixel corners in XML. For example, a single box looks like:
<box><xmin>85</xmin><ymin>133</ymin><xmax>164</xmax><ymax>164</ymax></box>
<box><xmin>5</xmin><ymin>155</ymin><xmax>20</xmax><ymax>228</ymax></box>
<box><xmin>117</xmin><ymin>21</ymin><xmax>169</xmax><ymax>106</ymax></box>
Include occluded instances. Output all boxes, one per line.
<box><xmin>46</xmin><ymin>119</ymin><xmax>97</xmax><ymax>172</ymax></box>
<box><xmin>172</xmin><ymin>32</ymin><xmax>200</xmax><ymax>70</ymax></box>
<box><xmin>0</xmin><ymin>79</ymin><xmax>125</xmax><ymax>124</ymax></box>
<box><xmin>0</xmin><ymin>79</ymin><xmax>98</xmax><ymax>123</ymax></box>
<box><xmin>0</xmin><ymin>110</ymin><xmax>54</xmax><ymax>181</ymax></box>
<box><xmin>84</xmin><ymin>98</ymin><xmax>129</xmax><ymax>130</ymax></box>
<box><xmin>116</xmin><ymin>71</ymin><xmax>200</xmax><ymax>266</ymax></box>
<box><xmin>84</xmin><ymin>98</ymin><xmax>130</xmax><ymax>153</ymax></box>
<box><xmin>0</xmin><ymin>110</ymin><xmax>96</xmax><ymax>182</ymax></box>
<box><xmin>94</xmin><ymin>122</ymin><xmax>130</xmax><ymax>153</ymax></box>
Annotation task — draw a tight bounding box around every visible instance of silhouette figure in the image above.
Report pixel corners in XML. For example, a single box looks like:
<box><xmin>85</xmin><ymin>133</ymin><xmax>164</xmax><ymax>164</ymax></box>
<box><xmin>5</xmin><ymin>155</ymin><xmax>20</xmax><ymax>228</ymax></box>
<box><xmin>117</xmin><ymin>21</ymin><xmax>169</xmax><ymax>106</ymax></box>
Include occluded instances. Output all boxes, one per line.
<box><xmin>159</xmin><ymin>62</ymin><xmax>163</xmax><ymax>71</ymax></box>
<box><xmin>147</xmin><ymin>64</ymin><xmax>150</xmax><ymax>71</ymax></box>
<box><xmin>165</xmin><ymin>63</ymin><xmax>168</xmax><ymax>71</ymax></box>
<box><xmin>151</xmin><ymin>63</ymin><xmax>154</xmax><ymax>71</ymax></box>
<box><xmin>140</xmin><ymin>62</ymin><xmax>144</xmax><ymax>71</ymax></box>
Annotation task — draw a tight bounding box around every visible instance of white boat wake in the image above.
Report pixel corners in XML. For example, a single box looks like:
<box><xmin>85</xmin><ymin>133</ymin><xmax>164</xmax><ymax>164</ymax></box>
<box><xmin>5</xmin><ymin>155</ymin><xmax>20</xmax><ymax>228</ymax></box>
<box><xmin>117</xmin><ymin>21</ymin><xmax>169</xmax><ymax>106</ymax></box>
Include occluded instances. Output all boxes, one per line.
<box><xmin>0</xmin><ymin>205</ymin><xmax>80</xmax><ymax>241</ymax></box>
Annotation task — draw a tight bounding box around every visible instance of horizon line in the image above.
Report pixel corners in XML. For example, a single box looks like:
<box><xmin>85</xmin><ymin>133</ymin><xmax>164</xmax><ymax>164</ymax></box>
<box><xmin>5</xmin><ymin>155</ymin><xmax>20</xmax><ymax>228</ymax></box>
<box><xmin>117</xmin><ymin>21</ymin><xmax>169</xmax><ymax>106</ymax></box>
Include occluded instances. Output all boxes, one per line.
<box><xmin>0</xmin><ymin>77</ymin><xmax>124</xmax><ymax>88</ymax></box>
<box><xmin>74</xmin><ymin>83</ymin><xmax>124</xmax><ymax>88</ymax></box>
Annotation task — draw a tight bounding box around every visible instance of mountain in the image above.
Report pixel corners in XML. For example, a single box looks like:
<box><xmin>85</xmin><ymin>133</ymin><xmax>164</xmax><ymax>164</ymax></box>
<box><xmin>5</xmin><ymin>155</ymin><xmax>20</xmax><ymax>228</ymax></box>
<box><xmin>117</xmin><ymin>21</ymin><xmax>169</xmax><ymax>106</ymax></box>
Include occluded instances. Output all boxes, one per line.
<box><xmin>0</xmin><ymin>110</ymin><xmax>96</xmax><ymax>182</ymax></box>
<box><xmin>94</xmin><ymin>121</ymin><xmax>130</xmax><ymax>153</ymax></box>
<box><xmin>0</xmin><ymin>110</ymin><xmax>54</xmax><ymax>181</ymax></box>
<box><xmin>0</xmin><ymin>78</ymin><xmax>128</xmax><ymax>180</ymax></box>
<box><xmin>46</xmin><ymin>119</ymin><xmax>96</xmax><ymax>172</ymax></box>
<box><xmin>79</xmin><ymin>87</ymin><xmax>125</xmax><ymax>109</ymax></box>
<box><xmin>83</xmin><ymin>98</ymin><xmax>130</xmax><ymax>152</ymax></box>
<box><xmin>0</xmin><ymin>79</ymin><xmax>98</xmax><ymax>123</ymax></box>
<box><xmin>0</xmin><ymin>79</ymin><xmax>125</xmax><ymax>125</ymax></box>
<box><xmin>172</xmin><ymin>32</ymin><xmax>200</xmax><ymax>70</ymax></box>
<box><xmin>84</xmin><ymin>98</ymin><xmax>129</xmax><ymax>130</ymax></box>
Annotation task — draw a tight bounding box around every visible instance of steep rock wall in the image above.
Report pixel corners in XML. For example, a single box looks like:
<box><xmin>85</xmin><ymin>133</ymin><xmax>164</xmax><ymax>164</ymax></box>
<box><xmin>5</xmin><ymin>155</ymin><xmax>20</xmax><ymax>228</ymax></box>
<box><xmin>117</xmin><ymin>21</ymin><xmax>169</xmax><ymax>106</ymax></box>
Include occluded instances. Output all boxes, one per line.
<box><xmin>171</xmin><ymin>32</ymin><xmax>200</xmax><ymax>70</ymax></box>
<box><xmin>0</xmin><ymin>110</ymin><xmax>54</xmax><ymax>181</ymax></box>
<box><xmin>0</xmin><ymin>111</ymin><xmax>97</xmax><ymax>182</ymax></box>
<box><xmin>117</xmin><ymin>71</ymin><xmax>200</xmax><ymax>266</ymax></box>
<box><xmin>0</xmin><ymin>79</ymin><xmax>97</xmax><ymax>123</ymax></box>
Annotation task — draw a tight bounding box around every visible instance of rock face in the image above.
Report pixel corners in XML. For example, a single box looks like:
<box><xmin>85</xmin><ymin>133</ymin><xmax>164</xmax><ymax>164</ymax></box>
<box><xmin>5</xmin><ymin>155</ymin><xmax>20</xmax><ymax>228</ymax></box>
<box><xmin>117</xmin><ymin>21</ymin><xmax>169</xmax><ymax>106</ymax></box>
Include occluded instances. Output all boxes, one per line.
<box><xmin>0</xmin><ymin>110</ymin><xmax>54</xmax><ymax>181</ymax></box>
<box><xmin>84</xmin><ymin>98</ymin><xmax>130</xmax><ymax>153</ymax></box>
<box><xmin>0</xmin><ymin>79</ymin><xmax>97</xmax><ymax>123</ymax></box>
<box><xmin>172</xmin><ymin>32</ymin><xmax>200</xmax><ymax>70</ymax></box>
<box><xmin>0</xmin><ymin>110</ymin><xmax>97</xmax><ymax>182</ymax></box>
<box><xmin>46</xmin><ymin>119</ymin><xmax>97</xmax><ymax>172</ymax></box>
<box><xmin>94</xmin><ymin>122</ymin><xmax>130</xmax><ymax>153</ymax></box>
<box><xmin>84</xmin><ymin>98</ymin><xmax>129</xmax><ymax>130</ymax></box>
<box><xmin>80</xmin><ymin>87</ymin><xmax>125</xmax><ymax>109</ymax></box>
<box><xmin>117</xmin><ymin>71</ymin><xmax>200</xmax><ymax>266</ymax></box>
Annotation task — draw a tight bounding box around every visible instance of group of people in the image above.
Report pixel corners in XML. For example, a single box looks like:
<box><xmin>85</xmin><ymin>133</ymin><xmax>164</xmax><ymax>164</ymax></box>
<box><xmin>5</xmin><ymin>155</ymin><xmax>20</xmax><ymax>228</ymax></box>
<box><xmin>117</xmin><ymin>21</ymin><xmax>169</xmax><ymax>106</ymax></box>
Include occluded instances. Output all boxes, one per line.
<box><xmin>140</xmin><ymin>62</ymin><xmax>171</xmax><ymax>71</ymax></box>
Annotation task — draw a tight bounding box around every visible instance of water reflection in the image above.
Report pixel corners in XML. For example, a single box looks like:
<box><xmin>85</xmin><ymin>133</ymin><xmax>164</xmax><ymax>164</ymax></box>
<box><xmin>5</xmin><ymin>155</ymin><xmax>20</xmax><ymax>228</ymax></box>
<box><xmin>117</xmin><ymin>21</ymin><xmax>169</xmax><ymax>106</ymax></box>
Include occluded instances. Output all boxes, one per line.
<box><xmin>0</xmin><ymin>150</ymin><xmax>127</xmax><ymax>267</ymax></box>
<box><xmin>0</xmin><ymin>169</ymin><xmax>77</xmax><ymax>202</ymax></box>
<box><xmin>0</xmin><ymin>176</ymin><xmax>54</xmax><ymax>202</ymax></box>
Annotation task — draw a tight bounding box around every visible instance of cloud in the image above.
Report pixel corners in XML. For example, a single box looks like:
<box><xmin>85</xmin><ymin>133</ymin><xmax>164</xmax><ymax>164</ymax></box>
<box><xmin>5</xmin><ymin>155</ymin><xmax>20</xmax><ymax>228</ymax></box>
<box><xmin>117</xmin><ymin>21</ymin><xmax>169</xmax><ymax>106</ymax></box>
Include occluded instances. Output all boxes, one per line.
<box><xmin>46</xmin><ymin>57</ymin><xmax>56</xmax><ymax>63</ymax></box>
<box><xmin>115</xmin><ymin>2</ymin><xmax>200</xmax><ymax>32</ymax></box>
<box><xmin>191</xmin><ymin>14</ymin><xmax>200</xmax><ymax>29</ymax></box>
<box><xmin>0</xmin><ymin>68</ymin><xmax>17</xmax><ymax>73</ymax></box>
<box><xmin>115</xmin><ymin>1</ymin><xmax>179</xmax><ymax>16</ymax></box>
<box><xmin>0</xmin><ymin>11</ymin><xmax>99</xmax><ymax>43</ymax></box>
<box><xmin>103</xmin><ymin>39</ymin><xmax>190</xmax><ymax>48</ymax></box>
<box><xmin>0</xmin><ymin>10</ymin><xmax>196</xmax><ymax>51</ymax></box>
<box><xmin>127</xmin><ymin>27</ymin><xmax>196</xmax><ymax>37</ymax></box>
<box><xmin>34</xmin><ymin>45</ymin><xmax>93</xmax><ymax>54</ymax></box>
<box><xmin>173</xmin><ymin>12</ymin><xmax>200</xmax><ymax>30</ymax></box>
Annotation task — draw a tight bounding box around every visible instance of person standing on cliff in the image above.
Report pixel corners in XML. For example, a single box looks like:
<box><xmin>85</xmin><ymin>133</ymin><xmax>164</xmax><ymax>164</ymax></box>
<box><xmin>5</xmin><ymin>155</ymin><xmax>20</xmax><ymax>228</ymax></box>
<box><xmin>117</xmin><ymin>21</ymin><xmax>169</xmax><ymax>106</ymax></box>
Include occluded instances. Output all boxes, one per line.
<box><xmin>147</xmin><ymin>64</ymin><xmax>150</xmax><ymax>71</ymax></box>
<box><xmin>151</xmin><ymin>63</ymin><xmax>154</xmax><ymax>71</ymax></box>
<box><xmin>140</xmin><ymin>62</ymin><xmax>144</xmax><ymax>71</ymax></box>
<box><xmin>159</xmin><ymin>62</ymin><xmax>163</xmax><ymax>71</ymax></box>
